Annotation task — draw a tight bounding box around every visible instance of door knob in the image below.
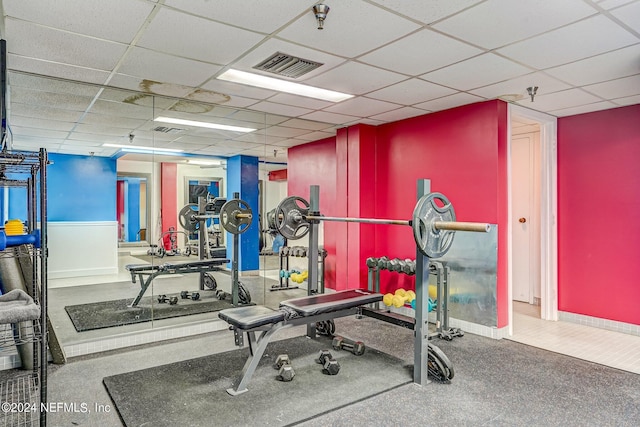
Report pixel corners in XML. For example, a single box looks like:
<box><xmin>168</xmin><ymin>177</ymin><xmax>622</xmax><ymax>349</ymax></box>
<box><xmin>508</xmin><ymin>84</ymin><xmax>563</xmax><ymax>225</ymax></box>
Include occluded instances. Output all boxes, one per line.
<box><xmin>519</xmin><ymin>217</ymin><xmax>526</xmax><ymax>223</ymax></box>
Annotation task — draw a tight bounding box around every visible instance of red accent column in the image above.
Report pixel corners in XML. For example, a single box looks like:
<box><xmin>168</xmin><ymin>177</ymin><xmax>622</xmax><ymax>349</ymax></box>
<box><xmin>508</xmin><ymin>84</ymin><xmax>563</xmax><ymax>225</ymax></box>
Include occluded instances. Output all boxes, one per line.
<box><xmin>161</xmin><ymin>163</ymin><xmax>177</xmax><ymax>234</ymax></box>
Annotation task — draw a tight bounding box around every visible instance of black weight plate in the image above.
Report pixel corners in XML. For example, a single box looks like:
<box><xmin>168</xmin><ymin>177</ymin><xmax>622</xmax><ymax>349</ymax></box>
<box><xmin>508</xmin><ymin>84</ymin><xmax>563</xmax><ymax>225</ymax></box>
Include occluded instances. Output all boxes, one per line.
<box><xmin>220</xmin><ymin>199</ymin><xmax>253</xmax><ymax>234</ymax></box>
<box><xmin>412</xmin><ymin>192</ymin><xmax>456</xmax><ymax>258</ymax></box>
<box><xmin>275</xmin><ymin>196</ymin><xmax>310</xmax><ymax>240</ymax></box>
<box><xmin>178</xmin><ymin>204</ymin><xmax>199</xmax><ymax>233</ymax></box>
<box><xmin>238</xmin><ymin>282</ymin><xmax>251</xmax><ymax>304</ymax></box>
<box><xmin>203</xmin><ymin>272</ymin><xmax>217</xmax><ymax>290</ymax></box>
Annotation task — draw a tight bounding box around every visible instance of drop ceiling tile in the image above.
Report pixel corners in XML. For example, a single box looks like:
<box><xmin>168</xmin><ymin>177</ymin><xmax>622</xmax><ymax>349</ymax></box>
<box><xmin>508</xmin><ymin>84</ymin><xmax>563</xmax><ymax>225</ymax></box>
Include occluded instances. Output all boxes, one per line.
<box><xmin>80</xmin><ymin>113</ymin><xmax>150</xmax><ymax>130</ymax></box>
<box><xmin>60</xmin><ymin>140</ymin><xmax>104</xmax><ymax>147</ymax></box>
<box><xmin>230</xmin><ymin>38</ymin><xmax>347</xmax><ymax>82</ymax></box>
<box><xmin>164</xmin><ymin>0</ymin><xmax>316</xmax><ymax>34</ymax></box>
<box><xmin>137</xmin><ymin>8</ymin><xmax>264</xmax><ymax>65</ymax></box>
<box><xmin>278</xmin><ymin>2</ymin><xmax>421</xmax><ymax>58</ymax></box>
<box><xmin>8</xmin><ymin>73</ymin><xmax>101</xmax><ymax>97</ymax></box>
<box><xmin>433</xmin><ymin>0</ymin><xmax>597</xmax><ymax>49</ymax></box>
<box><xmin>550</xmin><ymin>101</ymin><xmax>619</xmax><ymax>116</ymax></box>
<box><xmin>612</xmin><ymin>93</ymin><xmax>640</xmax><ymax>105</ymax></box>
<box><xmin>118</xmin><ymin>47</ymin><xmax>221</xmax><ymax>87</ymax></box>
<box><xmin>200</xmin><ymin>79</ymin><xmax>277</xmax><ymax>100</ymax></box>
<box><xmin>57</xmin><ymin>146</ymin><xmax>102</xmax><ymax>156</ymax></box>
<box><xmin>279</xmin><ymin>118</ymin><xmax>333</xmax><ymax>131</ymax></box>
<box><xmin>174</xmin><ymin>135</ymin><xmax>226</xmax><ymax>145</ymax></box>
<box><xmin>267</xmin><ymin>93</ymin><xmax>333</xmax><ymax>110</ymax></box>
<box><xmin>5</xmin><ymin>19</ymin><xmax>127</xmax><ymax>71</ymax></box>
<box><xmin>107</xmin><ymin>74</ymin><xmax>195</xmax><ymax>101</ymax></box>
<box><xmin>2</xmin><ymin>0</ymin><xmax>154</xmax><ymax>43</ymax></box>
<box><xmin>231</xmin><ymin>133</ymin><xmax>284</xmax><ymax>145</ymax></box>
<box><xmin>323</xmin><ymin>97</ymin><xmax>401</xmax><ymax>117</ymax></box>
<box><xmin>74</xmin><ymin>124</ymin><xmax>132</xmax><ymax>137</ymax></box>
<box><xmin>10</xmin><ymin>87</ymin><xmax>94</xmax><ymax>112</ymax></box>
<box><xmin>11</xmin><ymin>135</ymin><xmax>65</xmax><ymax>145</ymax></box>
<box><xmin>599</xmin><ymin>0</ymin><xmax>638</xmax><ymax>10</ymax></box>
<box><xmin>10</xmin><ymin>104</ymin><xmax>84</xmax><ymax>122</ymax></box>
<box><xmin>294</xmin><ymin>130</ymin><xmax>336</xmax><ymax>141</ymax></box>
<box><xmin>367</xmin><ymin>0</ymin><xmax>483</xmax><ymax>25</ymax></box>
<box><xmin>544</xmin><ymin>44</ymin><xmax>640</xmax><ymax>86</ymax></box>
<box><xmin>9</xmin><ymin>126</ymin><xmax>69</xmax><ymax>139</ymax></box>
<box><xmin>67</xmin><ymin>132</ymin><xmax>123</xmax><ymax>143</ymax></box>
<box><xmin>514</xmin><ymin>88</ymin><xmax>601</xmax><ymax>111</ymax></box>
<box><xmin>248</xmin><ymin>101</ymin><xmax>313</xmax><ymax>117</ymax></box>
<box><xmin>413</xmin><ymin>92</ymin><xmax>485</xmax><ymax>112</ymax></box>
<box><xmin>583</xmin><ymin>74</ymin><xmax>640</xmax><ymax>99</ymax></box>
<box><xmin>369</xmin><ymin>107</ymin><xmax>430</xmax><ymax>122</ymax></box>
<box><xmin>360</xmin><ymin>29</ymin><xmax>482</xmax><ymax>75</ymax></box>
<box><xmin>7</xmin><ymin>55</ymin><xmax>111</xmax><ymax>85</ymax></box>
<box><xmin>265</xmin><ymin>115</ymin><xmax>291</xmax><ymax>125</ymax></box>
<box><xmin>89</xmin><ymin>99</ymin><xmax>154</xmax><ymax>120</ymax></box>
<box><xmin>497</xmin><ymin>15</ymin><xmax>638</xmax><ymax>69</ymax></box>
<box><xmin>610</xmin><ymin>1</ymin><xmax>640</xmax><ymax>32</ymax></box>
<box><xmin>9</xmin><ymin>116</ymin><xmax>76</xmax><ymax>132</ymax></box>
<box><xmin>264</xmin><ymin>126</ymin><xmax>312</xmax><ymax>138</ymax></box>
<box><xmin>421</xmin><ymin>53</ymin><xmax>531</xmax><ymax>91</ymax></box>
<box><xmin>220</xmin><ymin>95</ymin><xmax>260</xmax><ymax>109</ymax></box>
<box><xmin>305</xmin><ymin>62</ymin><xmax>406</xmax><ymax>96</ymax></box>
<box><xmin>470</xmin><ymin>72</ymin><xmax>571</xmax><ymax>100</ymax></box>
<box><xmin>299</xmin><ymin>111</ymin><xmax>359</xmax><ymax>125</ymax></box>
<box><xmin>367</xmin><ymin>78</ymin><xmax>456</xmax><ymax>105</ymax></box>
<box><xmin>227</xmin><ymin>110</ymin><xmax>268</xmax><ymax>125</ymax></box>
<box><xmin>344</xmin><ymin>118</ymin><xmax>386</xmax><ymax>127</ymax></box>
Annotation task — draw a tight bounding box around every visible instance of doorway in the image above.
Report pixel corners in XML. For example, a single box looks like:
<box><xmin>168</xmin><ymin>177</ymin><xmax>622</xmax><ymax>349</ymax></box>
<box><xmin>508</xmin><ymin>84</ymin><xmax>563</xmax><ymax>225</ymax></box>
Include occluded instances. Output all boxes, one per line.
<box><xmin>508</xmin><ymin>104</ymin><xmax>558</xmax><ymax>335</ymax></box>
<box><xmin>117</xmin><ymin>173</ymin><xmax>152</xmax><ymax>246</ymax></box>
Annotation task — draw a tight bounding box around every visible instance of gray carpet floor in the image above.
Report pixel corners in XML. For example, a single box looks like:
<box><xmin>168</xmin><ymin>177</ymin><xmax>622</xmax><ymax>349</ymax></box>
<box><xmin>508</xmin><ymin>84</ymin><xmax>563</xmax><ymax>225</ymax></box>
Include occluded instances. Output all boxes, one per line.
<box><xmin>42</xmin><ymin>316</ymin><xmax>640</xmax><ymax>426</ymax></box>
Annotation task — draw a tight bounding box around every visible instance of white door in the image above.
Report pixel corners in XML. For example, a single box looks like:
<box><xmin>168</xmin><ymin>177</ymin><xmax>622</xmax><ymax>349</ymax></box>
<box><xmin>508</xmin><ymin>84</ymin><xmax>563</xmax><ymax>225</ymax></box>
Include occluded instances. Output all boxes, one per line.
<box><xmin>512</xmin><ymin>136</ymin><xmax>533</xmax><ymax>303</ymax></box>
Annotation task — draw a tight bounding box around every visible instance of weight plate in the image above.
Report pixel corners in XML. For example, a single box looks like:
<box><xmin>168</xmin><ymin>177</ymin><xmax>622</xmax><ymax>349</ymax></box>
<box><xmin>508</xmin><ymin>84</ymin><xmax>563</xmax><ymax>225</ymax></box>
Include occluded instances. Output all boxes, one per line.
<box><xmin>427</xmin><ymin>343</ymin><xmax>455</xmax><ymax>382</ymax></box>
<box><xmin>220</xmin><ymin>199</ymin><xmax>253</xmax><ymax>234</ymax></box>
<box><xmin>203</xmin><ymin>272</ymin><xmax>217</xmax><ymax>290</ymax></box>
<box><xmin>178</xmin><ymin>204</ymin><xmax>199</xmax><ymax>233</ymax></box>
<box><xmin>275</xmin><ymin>196</ymin><xmax>310</xmax><ymax>240</ymax></box>
<box><xmin>412</xmin><ymin>192</ymin><xmax>456</xmax><ymax>258</ymax></box>
<box><xmin>238</xmin><ymin>282</ymin><xmax>251</xmax><ymax>305</ymax></box>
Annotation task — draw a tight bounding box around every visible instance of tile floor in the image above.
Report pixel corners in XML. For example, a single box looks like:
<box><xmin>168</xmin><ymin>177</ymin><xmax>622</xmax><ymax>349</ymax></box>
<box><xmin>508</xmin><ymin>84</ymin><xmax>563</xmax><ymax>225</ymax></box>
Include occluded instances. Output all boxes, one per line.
<box><xmin>510</xmin><ymin>301</ymin><xmax>640</xmax><ymax>375</ymax></box>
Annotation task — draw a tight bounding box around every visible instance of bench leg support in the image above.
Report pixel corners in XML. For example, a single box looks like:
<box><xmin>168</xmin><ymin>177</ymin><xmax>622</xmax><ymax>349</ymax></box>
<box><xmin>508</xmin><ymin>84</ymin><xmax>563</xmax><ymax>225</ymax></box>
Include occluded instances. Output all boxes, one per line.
<box><xmin>226</xmin><ymin>327</ymin><xmax>279</xmax><ymax>396</ymax></box>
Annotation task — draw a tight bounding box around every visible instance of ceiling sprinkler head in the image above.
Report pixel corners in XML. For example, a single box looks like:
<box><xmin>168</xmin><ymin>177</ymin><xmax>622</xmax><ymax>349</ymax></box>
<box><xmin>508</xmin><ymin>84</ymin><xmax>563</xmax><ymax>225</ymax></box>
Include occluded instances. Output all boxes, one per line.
<box><xmin>312</xmin><ymin>4</ymin><xmax>330</xmax><ymax>30</ymax></box>
<box><xmin>129</xmin><ymin>133</ymin><xmax>135</xmax><ymax>143</ymax></box>
<box><xmin>527</xmin><ymin>86</ymin><xmax>538</xmax><ymax>102</ymax></box>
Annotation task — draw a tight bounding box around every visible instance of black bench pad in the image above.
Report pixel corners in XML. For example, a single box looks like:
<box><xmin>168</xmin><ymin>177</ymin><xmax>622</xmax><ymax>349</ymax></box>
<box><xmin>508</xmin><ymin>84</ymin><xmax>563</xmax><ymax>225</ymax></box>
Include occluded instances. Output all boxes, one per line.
<box><xmin>218</xmin><ymin>306</ymin><xmax>286</xmax><ymax>330</ymax></box>
<box><xmin>280</xmin><ymin>289</ymin><xmax>382</xmax><ymax>317</ymax></box>
<box><xmin>125</xmin><ymin>258</ymin><xmax>229</xmax><ymax>272</ymax></box>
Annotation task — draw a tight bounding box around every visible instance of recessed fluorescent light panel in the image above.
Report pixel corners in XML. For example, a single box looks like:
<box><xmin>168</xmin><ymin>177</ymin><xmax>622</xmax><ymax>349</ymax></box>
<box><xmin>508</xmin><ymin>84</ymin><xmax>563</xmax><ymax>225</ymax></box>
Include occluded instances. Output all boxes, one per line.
<box><xmin>217</xmin><ymin>69</ymin><xmax>353</xmax><ymax>102</ymax></box>
<box><xmin>103</xmin><ymin>143</ymin><xmax>184</xmax><ymax>154</ymax></box>
<box><xmin>154</xmin><ymin>117</ymin><xmax>256</xmax><ymax>133</ymax></box>
<box><xmin>187</xmin><ymin>159</ymin><xmax>222</xmax><ymax>166</ymax></box>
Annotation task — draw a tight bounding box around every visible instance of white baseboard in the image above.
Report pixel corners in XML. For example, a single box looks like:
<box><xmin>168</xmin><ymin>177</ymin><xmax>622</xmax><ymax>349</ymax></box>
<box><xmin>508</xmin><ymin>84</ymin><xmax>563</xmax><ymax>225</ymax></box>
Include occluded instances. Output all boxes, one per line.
<box><xmin>48</xmin><ymin>267</ymin><xmax>120</xmax><ymax>282</ymax></box>
<box><xmin>559</xmin><ymin>311</ymin><xmax>640</xmax><ymax>337</ymax></box>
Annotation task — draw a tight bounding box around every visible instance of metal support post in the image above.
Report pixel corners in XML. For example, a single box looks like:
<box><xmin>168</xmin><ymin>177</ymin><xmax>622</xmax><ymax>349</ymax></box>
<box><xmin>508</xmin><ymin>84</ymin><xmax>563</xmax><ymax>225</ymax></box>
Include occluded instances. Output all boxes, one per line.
<box><xmin>414</xmin><ymin>179</ymin><xmax>431</xmax><ymax>386</ymax></box>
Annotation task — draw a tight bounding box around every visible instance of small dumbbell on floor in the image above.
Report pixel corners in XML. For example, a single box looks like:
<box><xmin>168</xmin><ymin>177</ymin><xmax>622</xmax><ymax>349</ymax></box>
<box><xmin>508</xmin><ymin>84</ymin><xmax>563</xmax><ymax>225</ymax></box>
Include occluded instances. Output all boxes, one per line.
<box><xmin>215</xmin><ymin>290</ymin><xmax>230</xmax><ymax>300</ymax></box>
<box><xmin>332</xmin><ymin>336</ymin><xmax>366</xmax><ymax>356</ymax></box>
<box><xmin>180</xmin><ymin>291</ymin><xmax>200</xmax><ymax>301</ymax></box>
<box><xmin>315</xmin><ymin>350</ymin><xmax>340</xmax><ymax>375</ymax></box>
<box><xmin>273</xmin><ymin>354</ymin><xmax>295</xmax><ymax>382</ymax></box>
<box><xmin>157</xmin><ymin>295</ymin><xmax>178</xmax><ymax>305</ymax></box>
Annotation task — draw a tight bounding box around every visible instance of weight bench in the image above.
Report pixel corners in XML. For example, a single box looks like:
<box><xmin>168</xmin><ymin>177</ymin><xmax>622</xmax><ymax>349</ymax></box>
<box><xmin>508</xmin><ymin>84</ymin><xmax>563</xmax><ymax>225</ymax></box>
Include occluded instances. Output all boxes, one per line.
<box><xmin>218</xmin><ymin>289</ymin><xmax>382</xmax><ymax>395</ymax></box>
<box><xmin>126</xmin><ymin>258</ymin><xmax>229</xmax><ymax>307</ymax></box>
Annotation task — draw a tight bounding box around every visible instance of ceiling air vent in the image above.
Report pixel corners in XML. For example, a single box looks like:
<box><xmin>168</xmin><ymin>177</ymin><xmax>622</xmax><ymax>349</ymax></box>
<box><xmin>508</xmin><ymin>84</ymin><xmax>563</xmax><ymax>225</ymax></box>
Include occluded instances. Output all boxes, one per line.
<box><xmin>153</xmin><ymin>126</ymin><xmax>184</xmax><ymax>134</ymax></box>
<box><xmin>253</xmin><ymin>52</ymin><xmax>323</xmax><ymax>79</ymax></box>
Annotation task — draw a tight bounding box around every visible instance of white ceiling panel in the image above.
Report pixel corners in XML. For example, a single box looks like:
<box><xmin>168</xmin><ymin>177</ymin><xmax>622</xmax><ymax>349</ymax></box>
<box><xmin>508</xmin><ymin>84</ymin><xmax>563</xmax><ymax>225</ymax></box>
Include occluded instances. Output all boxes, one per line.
<box><xmin>299</xmin><ymin>111</ymin><xmax>360</xmax><ymax>125</ymax></box>
<box><xmin>367</xmin><ymin>0</ymin><xmax>483</xmax><ymax>25</ymax></box>
<box><xmin>291</xmin><ymin>130</ymin><xmax>336</xmax><ymax>142</ymax></box>
<box><xmin>164</xmin><ymin>0</ymin><xmax>316</xmax><ymax>34</ymax></box>
<box><xmin>433</xmin><ymin>0</ymin><xmax>597</xmax><ymax>49</ymax></box>
<box><xmin>219</xmin><ymin>95</ymin><xmax>259</xmax><ymax>109</ymax></box>
<box><xmin>470</xmin><ymin>72</ymin><xmax>572</xmax><ymax>100</ymax></box>
<box><xmin>367</xmin><ymin>78</ymin><xmax>456</xmax><ymax>105</ymax></box>
<box><xmin>359</xmin><ymin>29</ymin><xmax>482</xmax><ymax>76</ymax></box>
<box><xmin>248</xmin><ymin>101</ymin><xmax>313</xmax><ymax>117</ymax></box>
<box><xmin>610</xmin><ymin>1</ymin><xmax>640</xmax><ymax>32</ymax></box>
<box><xmin>264</xmin><ymin>126</ymin><xmax>312</xmax><ymax>138</ymax></box>
<box><xmin>9</xmin><ymin>116</ymin><xmax>77</xmax><ymax>132</ymax></box>
<box><xmin>544</xmin><ymin>44</ymin><xmax>640</xmax><ymax>86</ymax></box>
<box><xmin>583</xmin><ymin>74</ymin><xmax>640</xmax><ymax>99</ymax></box>
<box><xmin>67</xmin><ymin>132</ymin><xmax>123</xmax><ymax>143</ymax></box>
<box><xmin>369</xmin><ymin>106</ymin><xmax>431</xmax><ymax>122</ymax></box>
<box><xmin>61</xmin><ymin>139</ymin><xmax>105</xmax><ymax>147</ymax></box>
<box><xmin>7</xmin><ymin>55</ymin><xmax>111</xmax><ymax>85</ymax></box>
<box><xmin>9</xmin><ymin>126</ymin><xmax>69</xmax><ymax>139</ymax></box>
<box><xmin>73</xmin><ymin>124</ymin><xmax>133</xmax><ymax>137</ymax></box>
<box><xmin>613</xmin><ymin>94</ymin><xmax>640</xmax><ymax>105</ymax></box>
<box><xmin>323</xmin><ymin>97</ymin><xmax>401</xmax><ymax>117</ymax></box>
<box><xmin>10</xmin><ymin>87</ymin><xmax>94</xmax><ymax>112</ymax></box>
<box><xmin>278</xmin><ymin>118</ymin><xmax>333</xmax><ymax>131</ymax></box>
<box><xmin>137</xmin><ymin>8</ymin><xmax>264</xmax><ymax>65</ymax></box>
<box><xmin>80</xmin><ymin>113</ymin><xmax>150</xmax><ymax>130</ymax></box>
<box><xmin>8</xmin><ymin>73</ymin><xmax>100</xmax><ymax>97</ymax></box>
<box><xmin>518</xmin><ymin>88</ymin><xmax>602</xmax><ymax>111</ymax></box>
<box><xmin>117</xmin><ymin>47</ymin><xmax>221</xmax><ymax>87</ymax></box>
<box><xmin>305</xmin><ymin>61</ymin><xmax>406</xmax><ymax>95</ymax></box>
<box><xmin>267</xmin><ymin>93</ymin><xmax>333</xmax><ymax>110</ymax></box>
<box><xmin>107</xmin><ymin>74</ymin><xmax>195</xmax><ymax>100</ymax></box>
<box><xmin>496</xmin><ymin>15</ymin><xmax>639</xmax><ymax>69</ymax></box>
<box><xmin>200</xmin><ymin>79</ymin><xmax>277</xmax><ymax>100</ymax></box>
<box><xmin>277</xmin><ymin>2</ymin><xmax>421</xmax><ymax>58</ymax></box>
<box><xmin>232</xmin><ymin>133</ymin><xmax>285</xmax><ymax>145</ymax></box>
<box><xmin>10</xmin><ymin>104</ymin><xmax>84</xmax><ymax>122</ymax></box>
<box><xmin>550</xmin><ymin>101</ymin><xmax>619</xmax><ymax>116</ymax></box>
<box><xmin>421</xmin><ymin>53</ymin><xmax>531</xmax><ymax>91</ymax></box>
<box><xmin>89</xmin><ymin>99</ymin><xmax>154</xmax><ymax>120</ymax></box>
<box><xmin>597</xmin><ymin>0</ymin><xmax>638</xmax><ymax>9</ymax></box>
<box><xmin>4</xmin><ymin>18</ymin><xmax>127</xmax><ymax>71</ymax></box>
<box><xmin>413</xmin><ymin>92</ymin><xmax>485</xmax><ymax>112</ymax></box>
<box><xmin>2</xmin><ymin>0</ymin><xmax>154</xmax><ymax>43</ymax></box>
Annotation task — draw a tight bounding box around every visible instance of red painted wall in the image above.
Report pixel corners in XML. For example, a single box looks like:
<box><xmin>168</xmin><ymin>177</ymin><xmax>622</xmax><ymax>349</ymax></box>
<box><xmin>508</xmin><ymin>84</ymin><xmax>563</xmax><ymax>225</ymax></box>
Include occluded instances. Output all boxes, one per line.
<box><xmin>375</xmin><ymin>100</ymin><xmax>509</xmax><ymax>326</ymax></box>
<box><xmin>161</xmin><ymin>163</ymin><xmax>177</xmax><ymax>234</ymax></box>
<box><xmin>288</xmin><ymin>138</ymin><xmax>338</xmax><ymax>289</ymax></box>
<box><xmin>558</xmin><ymin>104</ymin><xmax>640</xmax><ymax>325</ymax></box>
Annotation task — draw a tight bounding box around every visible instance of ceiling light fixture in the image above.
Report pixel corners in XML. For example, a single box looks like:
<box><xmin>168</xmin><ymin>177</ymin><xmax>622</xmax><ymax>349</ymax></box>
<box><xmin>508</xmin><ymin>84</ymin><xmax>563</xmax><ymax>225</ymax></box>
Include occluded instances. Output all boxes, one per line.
<box><xmin>154</xmin><ymin>116</ymin><xmax>256</xmax><ymax>133</ymax></box>
<box><xmin>312</xmin><ymin>4</ymin><xmax>330</xmax><ymax>30</ymax></box>
<box><xmin>217</xmin><ymin>69</ymin><xmax>353</xmax><ymax>102</ymax></box>
<box><xmin>103</xmin><ymin>143</ymin><xmax>184</xmax><ymax>153</ymax></box>
<box><xmin>187</xmin><ymin>159</ymin><xmax>222</xmax><ymax>166</ymax></box>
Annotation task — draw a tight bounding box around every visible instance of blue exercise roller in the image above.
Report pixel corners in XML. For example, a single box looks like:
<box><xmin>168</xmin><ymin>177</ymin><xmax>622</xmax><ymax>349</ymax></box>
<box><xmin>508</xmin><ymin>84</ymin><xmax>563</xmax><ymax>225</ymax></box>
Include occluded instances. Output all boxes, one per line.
<box><xmin>0</xmin><ymin>230</ymin><xmax>41</xmax><ymax>251</ymax></box>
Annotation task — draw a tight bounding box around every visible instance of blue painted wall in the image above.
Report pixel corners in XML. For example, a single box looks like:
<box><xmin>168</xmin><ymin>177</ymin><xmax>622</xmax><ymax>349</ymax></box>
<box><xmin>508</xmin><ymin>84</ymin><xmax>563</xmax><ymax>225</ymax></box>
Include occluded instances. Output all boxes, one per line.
<box><xmin>226</xmin><ymin>155</ymin><xmax>259</xmax><ymax>271</ymax></box>
<box><xmin>125</xmin><ymin>177</ymin><xmax>141</xmax><ymax>241</ymax></box>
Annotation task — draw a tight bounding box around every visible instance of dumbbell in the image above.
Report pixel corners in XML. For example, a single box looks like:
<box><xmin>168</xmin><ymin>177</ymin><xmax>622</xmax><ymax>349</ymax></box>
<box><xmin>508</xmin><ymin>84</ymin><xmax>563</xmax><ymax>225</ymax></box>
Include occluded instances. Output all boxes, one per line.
<box><xmin>376</xmin><ymin>256</ymin><xmax>389</xmax><ymax>270</ymax></box>
<box><xmin>273</xmin><ymin>354</ymin><xmax>295</xmax><ymax>382</ymax></box>
<box><xmin>315</xmin><ymin>350</ymin><xmax>340</xmax><ymax>375</ymax></box>
<box><xmin>280</xmin><ymin>246</ymin><xmax>290</xmax><ymax>256</ymax></box>
<box><xmin>215</xmin><ymin>290</ymin><xmax>230</xmax><ymax>300</ymax></box>
<box><xmin>402</xmin><ymin>259</ymin><xmax>416</xmax><ymax>275</ymax></box>
<box><xmin>332</xmin><ymin>336</ymin><xmax>366</xmax><ymax>356</ymax></box>
<box><xmin>387</xmin><ymin>258</ymin><xmax>402</xmax><ymax>272</ymax></box>
<box><xmin>382</xmin><ymin>289</ymin><xmax>416</xmax><ymax>308</ymax></box>
<box><xmin>157</xmin><ymin>295</ymin><xmax>178</xmax><ymax>305</ymax></box>
<box><xmin>180</xmin><ymin>290</ymin><xmax>200</xmax><ymax>301</ymax></box>
<box><xmin>366</xmin><ymin>257</ymin><xmax>377</xmax><ymax>269</ymax></box>
<box><xmin>290</xmin><ymin>270</ymin><xmax>308</xmax><ymax>283</ymax></box>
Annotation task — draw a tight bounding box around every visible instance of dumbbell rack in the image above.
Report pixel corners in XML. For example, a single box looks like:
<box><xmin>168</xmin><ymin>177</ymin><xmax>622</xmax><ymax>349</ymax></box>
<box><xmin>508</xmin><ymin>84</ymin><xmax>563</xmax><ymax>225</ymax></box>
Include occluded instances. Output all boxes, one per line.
<box><xmin>273</xmin><ymin>246</ymin><xmax>326</xmax><ymax>292</ymax></box>
<box><xmin>365</xmin><ymin>257</ymin><xmax>463</xmax><ymax>341</ymax></box>
<box><xmin>0</xmin><ymin>148</ymin><xmax>49</xmax><ymax>427</ymax></box>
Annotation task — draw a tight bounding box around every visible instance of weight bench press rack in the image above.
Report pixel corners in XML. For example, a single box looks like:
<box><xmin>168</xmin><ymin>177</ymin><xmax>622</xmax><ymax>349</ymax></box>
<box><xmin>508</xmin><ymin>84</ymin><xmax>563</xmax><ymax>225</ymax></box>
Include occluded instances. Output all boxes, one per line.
<box><xmin>126</xmin><ymin>258</ymin><xmax>229</xmax><ymax>307</ymax></box>
<box><xmin>218</xmin><ymin>289</ymin><xmax>382</xmax><ymax>395</ymax></box>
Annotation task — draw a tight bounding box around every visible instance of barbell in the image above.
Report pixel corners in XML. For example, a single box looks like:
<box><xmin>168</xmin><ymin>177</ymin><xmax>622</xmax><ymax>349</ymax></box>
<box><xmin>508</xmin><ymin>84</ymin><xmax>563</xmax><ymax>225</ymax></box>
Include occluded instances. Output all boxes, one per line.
<box><xmin>179</xmin><ymin>198</ymin><xmax>254</xmax><ymax>235</ymax></box>
<box><xmin>274</xmin><ymin>192</ymin><xmax>490</xmax><ymax>258</ymax></box>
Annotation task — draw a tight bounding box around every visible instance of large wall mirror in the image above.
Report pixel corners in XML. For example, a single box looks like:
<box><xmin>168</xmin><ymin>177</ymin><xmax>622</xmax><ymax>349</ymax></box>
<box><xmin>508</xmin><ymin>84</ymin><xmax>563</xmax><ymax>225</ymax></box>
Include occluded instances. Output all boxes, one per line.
<box><xmin>1</xmin><ymin>71</ymin><xmax>332</xmax><ymax>359</ymax></box>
